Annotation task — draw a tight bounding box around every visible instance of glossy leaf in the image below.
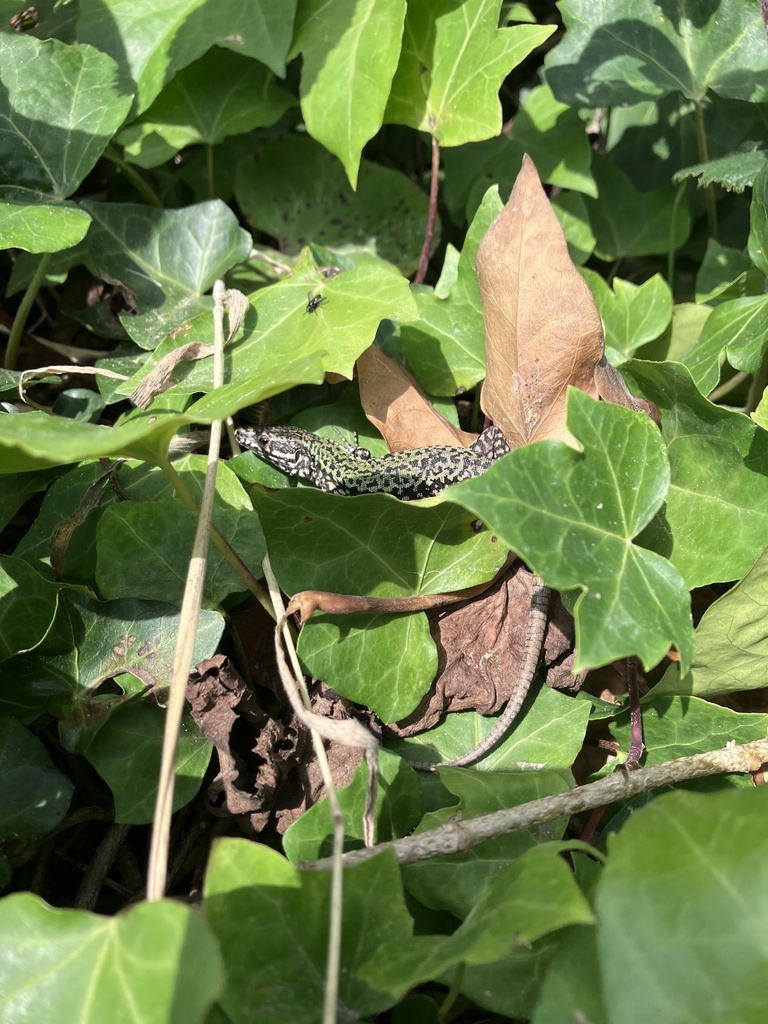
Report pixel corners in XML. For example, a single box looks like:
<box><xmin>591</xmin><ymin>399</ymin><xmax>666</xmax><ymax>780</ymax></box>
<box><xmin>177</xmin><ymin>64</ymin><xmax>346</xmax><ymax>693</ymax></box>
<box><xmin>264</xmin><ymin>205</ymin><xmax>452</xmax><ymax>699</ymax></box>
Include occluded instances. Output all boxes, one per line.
<box><xmin>292</xmin><ymin>0</ymin><xmax>406</xmax><ymax>187</ymax></box>
<box><xmin>450</xmin><ymin>390</ymin><xmax>692</xmax><ymax>672</ymax></box>
<box><xmin>0</xmin><ymin>33</ymin><xmax>132</xmax><ymax>200</ymax></box>
<box><xmin>0</xmin><ymin>892</ymin><xmax>223</xmax><ymax>1024</ymax></box>
<box><xmin>0</xmin><ymin>200</ymin><xmax>91</xmax><ymax>254</ymax></box>
<box><xmin>653</xmin><ymin>547</ymin><xmax>768</xmax><ymax>700</ymax></box>
<box><xmin>596</xmin><ymin>787</ymin><xmax>768</xmax><ymax>1024</ymax></box>
<box><xmin>583</xmin><ymin>271</ymin><xmax>673</xmax><ymax>364</ymax></box>
<box><xmin>683</xmin><ymin>294</ymin><xmax>768</xmax><ymax>395</ymax></box>
<box><xmin>359</xmin><ymin>845</ymin><xmax>593</xmax><ymax>998</ymax></box>
<box><xmin>204</xmin><ymin>839</ymin><xmax>410</xmax><ymax>1023</ymax></box>
<box><xmin>585</xmin><ymin>155</ymin><xmax>690</xmax><ymax>260</ymax></box>
<box><xmin>625</xmin><ymin>361</ymin><xmax>768</xmax><ymax>587</ymax></box>
<box><xmin>79</xmin><ymin>200</ymin><xmax>252</xmax><ymax>349</ymax></box>
<box><xmin>398</xmin><ymin>187</ymin><xmax>502</xmax><ymax>394</ymax></box>
<box><xmin>119</xmin><ymin>47</ymin><xmax>294</xmax><ymax>168</ymax></box>
<box><xmin>84</xmin><ymin>703</ymin><xmax>211</xmax><ymax>823</ymax></box>
<box><xmin>236</xmin><ymin>135</ymin><xmax>429</xmax><ymax>275</ymax></box>
<box><xmin>0</xmin><ymin>719</ymin><xmax>73</xmax><ymax>842</ymax></box>
<box><xmin>78</xmin><ymin>0</ymin><xmax>295</xmax><ymax>112</ymax></box>
<box><xmin>546</xmin><ymin>0</ymin><xmax>768</xmax><ymax>106</ymax></box>
<box><xmin>0</xmin><ymin>556</ymin><xmax>59</xmax><ymax>661</ymax></box>
<box><xmin>386</xmin><ymin>0</ymin><xmax>554</xmax><ymax>145</ymax></box>
<box><xmin>0</xmin><ymin>590</ymin><xmax>224</xmax><ymax>725</ymax></box>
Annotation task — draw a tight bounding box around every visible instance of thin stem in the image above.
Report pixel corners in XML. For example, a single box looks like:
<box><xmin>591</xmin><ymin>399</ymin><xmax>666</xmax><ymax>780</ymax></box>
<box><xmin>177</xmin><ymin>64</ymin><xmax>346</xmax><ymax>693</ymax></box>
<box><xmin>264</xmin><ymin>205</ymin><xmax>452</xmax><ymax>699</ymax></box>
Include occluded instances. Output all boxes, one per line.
<box><xmin>104</xmin><ymin>146</ymin><xmax>163</xmax><ymax>207</ymax></box>
<box><xmin>439</xmin><ymin>963</ymin><xmax>466</xmax><ymax>1023</ymax></box>
<box><xmin>745</xmin><ymin>345</ymin><xmax>768</xmax><ymax>414</ymax></box>
<box><xmin>693</xmin><ymin>98</ymin><xmax>717</xmax><ymax>239</ymax></box>
<box><xmin>708</xmin><ymin>371</ymin><xmax>749</xmax><ymax>404</ymax></box>
<box><xmin>205</xmin><ymin>144</ymin><xmax>215</xmax><ymax>200</ymax></box>
<box><xmin>414</xmin><ymin>134</ymin><xmax>440</xmax><ymax>285</ymax></box>
<box><xmin>4</xmin><ymin>251</ymin><xmax>52</xmax><ymax>370</ymax></box>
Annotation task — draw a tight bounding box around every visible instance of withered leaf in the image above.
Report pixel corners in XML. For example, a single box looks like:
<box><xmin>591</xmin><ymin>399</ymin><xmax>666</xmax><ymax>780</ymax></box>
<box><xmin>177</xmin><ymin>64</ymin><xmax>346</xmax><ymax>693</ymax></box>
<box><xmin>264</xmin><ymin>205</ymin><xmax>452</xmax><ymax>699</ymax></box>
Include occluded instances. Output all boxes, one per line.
<box><xmin>477</xmin><ymin>155</ymin><xmax>604</xmax><ymax>447</ymax></box>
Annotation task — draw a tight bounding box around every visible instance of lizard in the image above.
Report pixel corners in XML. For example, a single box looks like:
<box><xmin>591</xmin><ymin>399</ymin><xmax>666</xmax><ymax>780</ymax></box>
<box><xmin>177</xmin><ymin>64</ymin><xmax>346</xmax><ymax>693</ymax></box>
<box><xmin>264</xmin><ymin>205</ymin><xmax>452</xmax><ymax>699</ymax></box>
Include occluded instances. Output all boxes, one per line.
<box><xmin>235</xmin><ymin>422</ymin><xmax>550</xmax><ymax>770</ymax></box>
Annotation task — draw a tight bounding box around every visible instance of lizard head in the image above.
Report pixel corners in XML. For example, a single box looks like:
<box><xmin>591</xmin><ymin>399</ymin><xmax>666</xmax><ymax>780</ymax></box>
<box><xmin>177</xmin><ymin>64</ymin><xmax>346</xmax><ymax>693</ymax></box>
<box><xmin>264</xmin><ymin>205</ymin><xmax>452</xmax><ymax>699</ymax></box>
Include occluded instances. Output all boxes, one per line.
<box><xmin>235</xmin><ymin>425</ymin><xmax>320</xmax><ymax>480</ymax></box>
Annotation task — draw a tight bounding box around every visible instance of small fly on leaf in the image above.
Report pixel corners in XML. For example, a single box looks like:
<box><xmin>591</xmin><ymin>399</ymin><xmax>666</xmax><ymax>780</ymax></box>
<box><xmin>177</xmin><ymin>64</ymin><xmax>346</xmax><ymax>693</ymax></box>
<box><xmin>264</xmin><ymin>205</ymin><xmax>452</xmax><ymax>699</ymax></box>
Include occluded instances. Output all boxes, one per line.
<box><xmin>306</xmin><ymin>292</ymin><xmax>326</xmax><ymax>314</ymax></box>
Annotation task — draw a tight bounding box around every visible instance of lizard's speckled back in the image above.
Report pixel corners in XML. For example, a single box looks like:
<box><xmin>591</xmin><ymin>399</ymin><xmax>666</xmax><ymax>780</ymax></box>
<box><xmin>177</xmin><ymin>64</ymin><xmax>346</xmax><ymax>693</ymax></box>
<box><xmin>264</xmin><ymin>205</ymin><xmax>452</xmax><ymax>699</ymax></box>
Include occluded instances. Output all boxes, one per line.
<box><xmin>234</xmin><ymin>424</ymin><xmax>509</xmax><ymax>500</ymax></box>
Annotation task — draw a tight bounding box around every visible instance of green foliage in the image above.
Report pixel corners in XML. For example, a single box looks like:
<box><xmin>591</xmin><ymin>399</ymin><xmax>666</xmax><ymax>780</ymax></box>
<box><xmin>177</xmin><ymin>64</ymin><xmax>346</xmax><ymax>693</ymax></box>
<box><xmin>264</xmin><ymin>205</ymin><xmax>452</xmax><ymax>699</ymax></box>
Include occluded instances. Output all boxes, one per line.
<box><xmin>1</xmin><ymin>2</ymin><xmax>768</xmax><ymax>1023</ymax></box>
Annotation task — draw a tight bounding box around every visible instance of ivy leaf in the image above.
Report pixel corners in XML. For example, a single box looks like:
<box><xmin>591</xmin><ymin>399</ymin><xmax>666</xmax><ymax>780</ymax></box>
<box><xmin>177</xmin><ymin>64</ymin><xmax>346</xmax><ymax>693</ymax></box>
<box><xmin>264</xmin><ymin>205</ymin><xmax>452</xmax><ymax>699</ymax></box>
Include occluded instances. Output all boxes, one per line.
<box><xmin>596</xmin><ymin>788</ymin><xmax>768</xmax><ymax>1023</ymax></box>
<box><xmin>682</xmin><ymin>294</ymin><xmax>768</xmax><ymax>395</ymax></box>
<box><xmin>0</xmin><ymin>719</ymin><xmax>73</xmax><ymax>842</ymax></box>
<box><xmin>291</xmin><ymin>0</ymin><xmax>407</xmax><ymax>188</ymax></box>
<box><xmin>545</xmin><ymin>0</ymin><xmax>768</xmax><ymax>106</ymax></box>
<box><xmin>250</xmin><ymin>487</ymin><xmax>507</xmax><ymax>719</ymax></box>
<box><xmin>625</xmin><ymin>361</ymin><xmax>768</xmax><ymax>587</ymax></box>
<box><xmin>78</xmin><ymin>0</ymin><xmax>296</xmax><ymax>113</ymax></box>
<box><xmin>748</xmin><ymin>162</ymin><xmax>768</xmax><ymax>276</ymax></box>
<box><xmin>674</xmin><ymin>142</ymin><xmax>768</xmax><ymax>194</ymax></box>
<box><xmin>84</xmin><ymin>703</ymin><xmax>211</xmax><ymax>823</ymax></box>
<box><xmin>235</xmin><ymin>135</ymin><xmax>429</xmax><ymax>276</ymax></box>
<box><xmin>204</xmin><ymin>840</ymin><xmax>411</xmax><ymax>1023</ymax></box>
<box><xmin>0</xmin><ymin>893</ymin><xmax>223</xmax><ymax>1024</ymax></box>
<box><xmin>0</xmin><ymin>33</ymin><xmax>132</xmax><ymax>200</ymax></box>
<box><xmin>79</xmin><ymin>200</ymin><xmax>252</xmax><ymax>349</ymax></box>
<box><xmin>653</xmin><ymin>547</ymin><xmax>768</xmax><ymax>700</ymax></box>
<box><xmin>582</xmin><ymin>271</ymin><xmax>673</xmax><ymax>363</ymax></box>
<box><xmin>0</xmin><ymin>556</ymin><xmax>59</xmax><ymax>661</ymax></box>
<box><xmin>449</xmin><ymin>389</ymin><xmax>692</xmax><ymax>672</ymax></box>
<box><xmin>397</xmin><ymin>187</ymin><xmax>502</xmax><ymax>394</ymax></box>
<box><xmin>359</xmin><ymin>846</ymin><xmax>593</xmax><ymax>999</ymax></box>
<box><xmin>0</xmin><ymin>33</ymin><xmax>132</xmax><ymax>253</ymax></box>
<box><xmin>0</xmin><ymin>200</ymin><xmax>91</xmax><ymax>254</ymax></box>
<box><xmin>386</xmin><ymin>0</ymin><xmax>554</xmax><ymax>146</ymax></box>
<box><xmin>118</xmin><ymin>47</ymin><xmax>294</xmax><ymax>168</ymax></box>
<box><xmin>585</xmin><ymin>155</ymin><xmax>690</xmax><ymax>260</ymax></box>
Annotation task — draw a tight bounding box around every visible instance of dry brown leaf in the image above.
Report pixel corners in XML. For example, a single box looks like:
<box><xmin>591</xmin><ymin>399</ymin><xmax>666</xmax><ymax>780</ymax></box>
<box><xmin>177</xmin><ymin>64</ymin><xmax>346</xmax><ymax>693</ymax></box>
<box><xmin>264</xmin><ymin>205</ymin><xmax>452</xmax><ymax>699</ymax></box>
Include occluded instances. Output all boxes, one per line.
<box><xmin>477</xmin><ymin>155</ymin><xmax>604</xmax><ymax>447</ymax></box>
<box><xmin>357</xmin><ymin>345</ymin><xmax>477</xmax><ymax>451</ymax></box>
<box><xmin>389</xmin><ymin>565</ymin><xmax>583</xmax><ymax>737</ymax></box>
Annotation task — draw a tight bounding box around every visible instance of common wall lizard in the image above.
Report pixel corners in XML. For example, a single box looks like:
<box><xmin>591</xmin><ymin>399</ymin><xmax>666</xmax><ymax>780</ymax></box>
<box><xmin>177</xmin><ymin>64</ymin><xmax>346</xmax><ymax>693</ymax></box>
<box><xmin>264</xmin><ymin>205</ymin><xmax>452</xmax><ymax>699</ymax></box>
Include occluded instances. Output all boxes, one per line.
<box><xmin>235</xmin><ymin>424</ymin><xmax>510</xmax><ymax>501</ymax></box>
<box><xmin>235</xmin><ymin>422</ymin><xmax>549</xmax><ymax>770</ymax></box>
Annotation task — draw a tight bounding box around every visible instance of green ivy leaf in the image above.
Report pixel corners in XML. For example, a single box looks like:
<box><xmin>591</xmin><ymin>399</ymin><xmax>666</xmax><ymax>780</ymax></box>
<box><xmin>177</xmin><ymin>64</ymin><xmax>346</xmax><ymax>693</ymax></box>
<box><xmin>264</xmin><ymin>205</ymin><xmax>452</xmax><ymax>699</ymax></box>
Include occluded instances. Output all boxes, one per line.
<box><xmin>695</xmin><ymin>239</ymin><xmax>763</xmax><ymax>304</ymax></box>
<box><xmin>582</xmin><ymin>271</ymin><xmax>673</xmax><ymax>363</ymax></box>
<box><xmin>683</xmin><ymin>294</ymin><xmax>768</xmax><ymax>395</ymax></box>
<box><xmin>0</xmin><ymin>590</ymin><xmax>224</xmax><ymax>725</ymax></box>
<box><xmin>401</xmin><ymin>760</ymin><xmax>576</xmax><ymax>919</ymax></box>
<box><xmin>359</xmin><ymin>845</ymin><xmax>593</xmax><ymax>999</ymax></box>
<box><xmin>596</xmin><ymin>787</ymin><xmax>768</xmax><ymax>1024</ymax></box>
<box><xmin>748</xmin><ymin>162</ymin><xmax>768</xmax><ymax>276</ymax></box>
<box><xmin>84</xmin><ymin>703</ymin><xmax>211</xmax><ymax>823</ymax></box>
<box><xmin>385</xmin><ymin>0</ymin><xmax>554</xmax><ymax>146</ymax></box>
<box><xmin>118</xmin><ymin>47</ymin><xmax>294</xmax><ymax>168</ymax></box>
<box><xmin>653</xmin><ymin>547</ymin><xmax>768</xmax><ymax>700</ymax></box>
<box><xmin>389</xmin><ymin>683</ymin><xmax>590</xmax><ymax>774</ymax></box>
<box><xmin>585</xmin><ymin>155</ymin><xmax>690</xmax><ymax>260</ymax></box>
<box><xmin>96</xmin><ymin>498</ymin><xmax>262</xmax><ymax>606</ymax></box>
<box><xmin>282</xmin><ymin>748</ymin><xmax>422</xmax><ymax>863</ymax></box>
<box><xmin>78</xmin><ymin>0</ymin><xmax>296</xmax><ymax>113</ymax></box>
<box><xmin>204</xmin><ymin>840</ymin><xmax>411</xmax><ymax>1023</ymax></box>
<box><xmin>0</xmin><ymin>556</ymin><xmax>59</xmax><ymax>661</ymax></box>
<box><xmin>398</xmin><ymin>187</ymin><xmax>502</xmax><ymax>394</ymax></box>
<box><xmin>626</xmin><ymin>361</ymin><xmax>768</xmax><ymax>587</ymax></box>
<box><xmin>79</xmin><ymin>200</ymin><xmax>252</xmax><ymax>350</ymax></box>
<box><xmin>0</xmin><ymin>200</ymin><xmax>91</xmax><ymax>254</ymax></box>
<box><xmin>450</xmin><ymin>389</ymin><xmax>692</xmax><ymax>672</ymax></box>
<box><xmin>291</xmin><ymin>0</ymin><xmax>406</xmax><ymax>188</ymax></box>
<box><xmin>0</xmin><ymin>892</ymin><xmax>223</xmax><ymax>1023</ymax></box>
<box><xmin>0</xmin><ymin>719</ymin><xmax>73</xmax><ymax>842</ymax></box>
<box><xmin>235</xmin><ymin>135</ymin><xmax>430</xmax><ymax>276</ymax></box>
<box><xmin>546</xmin><ymin>0</ymin><xmax>768</xmax><ymax>106</ymax></box>
<box><xmin>613</xmin><ymin>695</ymin><xmax>768</xmax><ymax>765</ymax></box>
<box><xmin>0</xmin><ymin>34</ymin><xmax>132</xmax><ymax>200</ymax></box>
<box><xmin>252</xmin><ymin>486</ymin><xmax>507</xmax><ymax>716</ymax></box>
<box><xmin>442</xmin><ymin>82</ymin><xmax>596</xmax><ymax>225</ymax></box>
